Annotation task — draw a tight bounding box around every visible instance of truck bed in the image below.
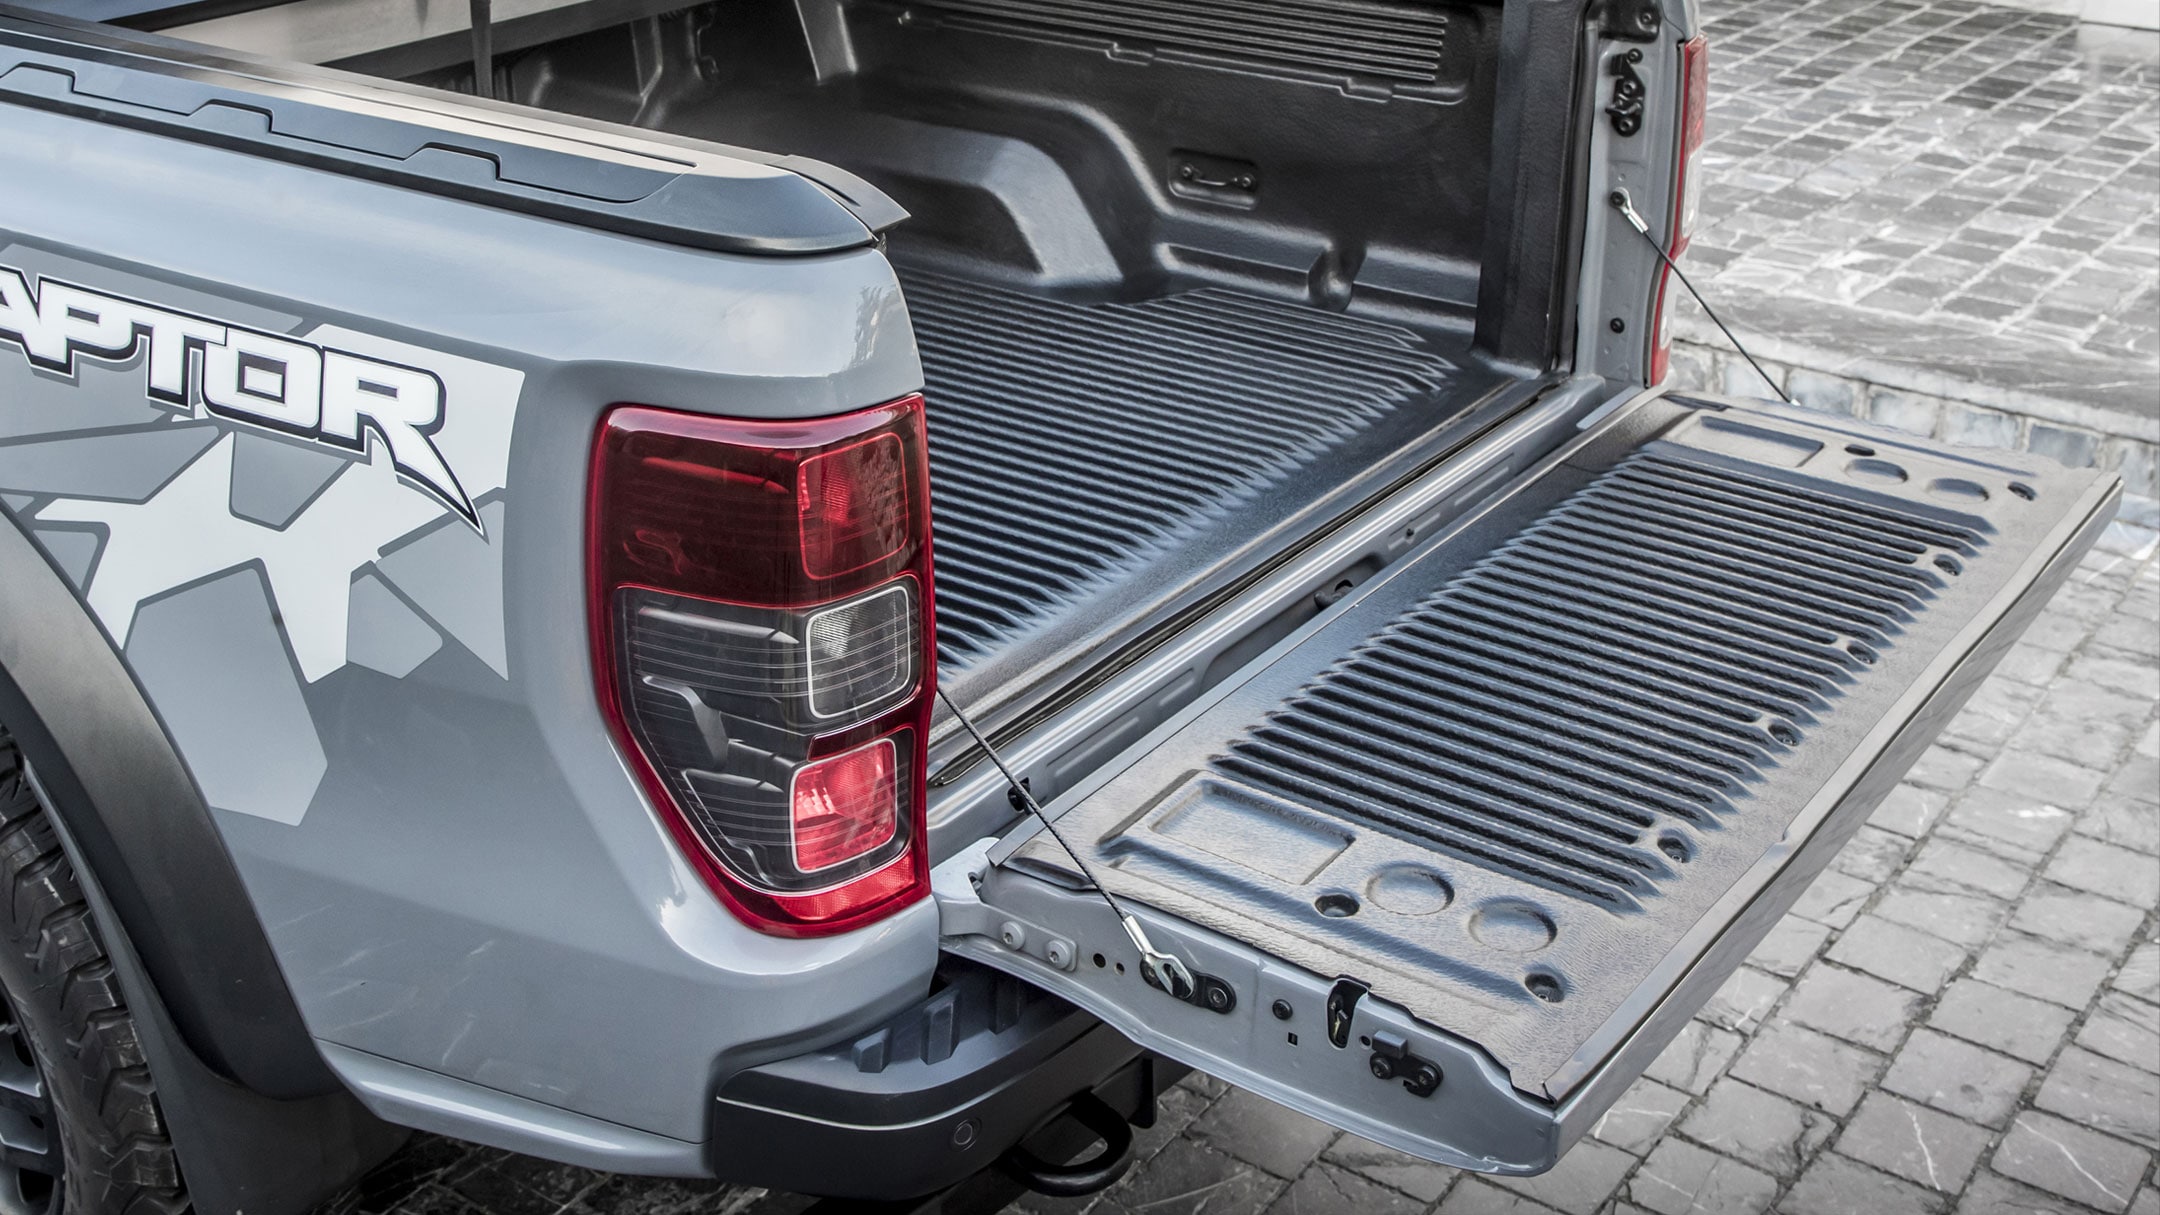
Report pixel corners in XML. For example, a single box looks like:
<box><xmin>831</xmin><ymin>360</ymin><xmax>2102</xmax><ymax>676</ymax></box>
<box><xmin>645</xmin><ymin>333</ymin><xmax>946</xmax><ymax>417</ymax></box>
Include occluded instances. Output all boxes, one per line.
<box><xmin>905</xmin><ymin>269</ymin><xmax>1510</xmax><ymax>690</ymax></box>
<box><xmin>452</xmin><ymin>0</ymin><xmax>1535</xmax><ymax>716</ymax></box>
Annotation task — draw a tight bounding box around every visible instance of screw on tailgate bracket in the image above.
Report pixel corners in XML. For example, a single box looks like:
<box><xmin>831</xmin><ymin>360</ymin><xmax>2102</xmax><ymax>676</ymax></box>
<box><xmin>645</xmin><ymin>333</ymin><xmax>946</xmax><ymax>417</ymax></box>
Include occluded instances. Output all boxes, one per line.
<box><xmin>1368</xmin><ymin>1031</ymin><xmax>1444</xmax><ymax>1098</ymax></box>
<box><xmin>1596</xmin><ymin>0</ymin><xmax>1662</xmax><ymax>41</ymax></box>
<box><xmin>1606</xmin><ymin>49</ymin><xmax>1647</xmax><ymax>136</ymax></box>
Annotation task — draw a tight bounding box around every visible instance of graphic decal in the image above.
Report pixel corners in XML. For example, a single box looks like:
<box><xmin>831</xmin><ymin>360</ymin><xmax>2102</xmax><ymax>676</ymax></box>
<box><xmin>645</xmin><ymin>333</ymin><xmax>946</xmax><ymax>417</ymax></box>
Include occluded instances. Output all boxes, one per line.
<box><xmin>0</xmin><ymin>265</ymin><xmax>481</xmax><ymax>528</ymax></box>
<box><xmin>40</xmin><ymin>434</ymin><xmax>447</xmax><ymax>682</ymax></box>
<box><xmin>0</xmin><ymin>251</ymin><xmax>523</xmax><ymax>824</ymax></box>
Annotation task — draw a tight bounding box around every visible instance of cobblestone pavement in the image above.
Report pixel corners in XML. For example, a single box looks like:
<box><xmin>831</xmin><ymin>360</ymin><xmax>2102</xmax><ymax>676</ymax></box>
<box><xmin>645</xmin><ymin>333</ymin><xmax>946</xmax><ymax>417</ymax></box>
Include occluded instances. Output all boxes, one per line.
<box><xmin>317</xmin><ymin>518</ymin><xmax>2160</xmax><ymax>1215</ymax></box>
<box><xmin>1694</xmin><ymin>0</ymin><xmax>2158</xmax><ymax>366</ymax></box>
<box><xmin>1675</xmin><ymin>0</ymin><xmax>2159</xmax><ymax>470</ymax></box>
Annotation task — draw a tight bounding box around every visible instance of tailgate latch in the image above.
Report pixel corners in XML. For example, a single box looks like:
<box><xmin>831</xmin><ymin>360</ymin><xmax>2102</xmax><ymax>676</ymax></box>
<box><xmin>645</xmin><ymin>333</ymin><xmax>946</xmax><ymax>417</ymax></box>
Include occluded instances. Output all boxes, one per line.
<box><xmin>1368</xmin><ymin>1031</ymin><xmax>1443</xmax><ymax>1098</ymax></box>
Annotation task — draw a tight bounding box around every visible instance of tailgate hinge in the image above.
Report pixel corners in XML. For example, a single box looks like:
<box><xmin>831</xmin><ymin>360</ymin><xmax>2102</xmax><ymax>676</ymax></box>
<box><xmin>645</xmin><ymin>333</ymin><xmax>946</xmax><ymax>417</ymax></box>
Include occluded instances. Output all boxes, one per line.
<box><xmin>933</xmin><ymin>839</ymin><xmax>1082</xmax><ymax>972</ymax></box>
<box><xmin>932</xmin><ymin>840</ymin><xmax>1237</xmax><ymax>1014</ymax></box>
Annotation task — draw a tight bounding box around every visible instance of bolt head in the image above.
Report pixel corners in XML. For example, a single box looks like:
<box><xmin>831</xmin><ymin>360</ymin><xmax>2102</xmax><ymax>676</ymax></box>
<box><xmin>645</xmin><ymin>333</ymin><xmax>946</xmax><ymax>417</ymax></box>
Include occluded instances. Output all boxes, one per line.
<box><xmin>1610</xmin><ymin>317</ymin><xmax>1626</xmax><ymax>333</ymax></box>
<box><xmin>1271</xmin><ymin>999</ymin><xmax>1294</xmax><ymax>1021</ymax></box>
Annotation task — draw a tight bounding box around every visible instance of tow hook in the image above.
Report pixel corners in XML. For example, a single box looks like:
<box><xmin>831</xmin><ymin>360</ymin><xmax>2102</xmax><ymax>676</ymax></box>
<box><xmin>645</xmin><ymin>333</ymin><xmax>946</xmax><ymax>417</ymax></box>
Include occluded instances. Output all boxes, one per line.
<box><xmin>1368</xmin><ymin>1031</ymin><xmax>1443</xmax><ymax>1098</ymax></box>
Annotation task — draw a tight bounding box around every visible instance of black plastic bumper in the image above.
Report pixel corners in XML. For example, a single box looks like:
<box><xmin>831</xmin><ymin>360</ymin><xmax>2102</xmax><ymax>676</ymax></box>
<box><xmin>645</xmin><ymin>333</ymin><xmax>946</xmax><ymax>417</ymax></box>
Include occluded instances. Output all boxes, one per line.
<box><xmin>709</xmin><ymin>959</ymin><xmax>1167</xmax><ymax>1200</ymax></box>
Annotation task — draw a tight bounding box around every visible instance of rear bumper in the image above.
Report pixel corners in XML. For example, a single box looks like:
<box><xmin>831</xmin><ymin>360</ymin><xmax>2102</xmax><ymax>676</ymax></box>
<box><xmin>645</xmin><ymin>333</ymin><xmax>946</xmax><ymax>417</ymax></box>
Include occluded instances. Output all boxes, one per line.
<box><xmin>708</xmin><ymin>958</ymin><xmax>1162</xmax><ymax>1199</ymax></box>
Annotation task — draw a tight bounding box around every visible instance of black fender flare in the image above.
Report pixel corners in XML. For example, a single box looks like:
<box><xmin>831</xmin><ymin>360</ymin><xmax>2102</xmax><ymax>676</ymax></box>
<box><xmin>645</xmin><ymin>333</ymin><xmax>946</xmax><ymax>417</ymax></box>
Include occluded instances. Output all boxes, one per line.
<box><xmin>0</xmin><ymin>511</ymin><xmax>337</xmax><ymax>1099</ymax></box>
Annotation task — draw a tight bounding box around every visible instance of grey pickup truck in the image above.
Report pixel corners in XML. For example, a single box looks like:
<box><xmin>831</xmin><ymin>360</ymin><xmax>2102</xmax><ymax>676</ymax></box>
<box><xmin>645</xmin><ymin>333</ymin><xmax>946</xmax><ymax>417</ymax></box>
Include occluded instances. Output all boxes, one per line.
<box><xmin>0</xmin><ymin>0</ymin><xmax>2120</xmax><ymax>1211</ymax></box>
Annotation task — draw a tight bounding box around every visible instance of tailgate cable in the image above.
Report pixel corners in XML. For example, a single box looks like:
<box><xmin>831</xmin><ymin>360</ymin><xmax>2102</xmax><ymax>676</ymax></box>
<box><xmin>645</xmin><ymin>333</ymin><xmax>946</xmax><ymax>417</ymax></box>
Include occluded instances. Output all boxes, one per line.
<box><xmin>936</xmin><ymin>688</ymin><xmax>1199</xmax><ymax>1001</ymax></box>
<box><xmin>1609</xmin><ymin>189</ymin><xmax>1792</xmax><ymax>406</ymax></box>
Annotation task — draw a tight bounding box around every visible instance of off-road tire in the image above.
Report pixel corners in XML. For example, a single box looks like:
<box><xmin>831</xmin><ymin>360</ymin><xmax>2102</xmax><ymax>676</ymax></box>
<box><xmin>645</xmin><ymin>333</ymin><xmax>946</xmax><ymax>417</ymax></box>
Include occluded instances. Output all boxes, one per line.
<box><xmin>0</xmin><ymin>730</ymin><xmax>188</xmax><ymax>1215</ymax></box>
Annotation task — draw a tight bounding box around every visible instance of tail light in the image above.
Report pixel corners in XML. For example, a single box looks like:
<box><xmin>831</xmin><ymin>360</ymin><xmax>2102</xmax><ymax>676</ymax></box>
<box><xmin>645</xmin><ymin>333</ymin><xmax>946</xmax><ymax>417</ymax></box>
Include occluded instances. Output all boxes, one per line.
<box><xmin>589</xmin><ymin>395</ymin><xmax>935</xmax><ymax>937</ymax></box>
<box><xmin>1649</xmin><ymin>35</ymin><xmax>1709</xmax><ymax>385</ymax></box>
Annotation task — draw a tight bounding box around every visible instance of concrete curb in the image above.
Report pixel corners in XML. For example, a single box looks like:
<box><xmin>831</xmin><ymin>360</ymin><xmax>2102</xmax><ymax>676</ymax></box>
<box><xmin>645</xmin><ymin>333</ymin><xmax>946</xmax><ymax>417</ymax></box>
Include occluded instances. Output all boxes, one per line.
<box><xmin>1670</xmin><ymin>335</ymin><xmax>2160</xmax><ymax>505</ymax></box>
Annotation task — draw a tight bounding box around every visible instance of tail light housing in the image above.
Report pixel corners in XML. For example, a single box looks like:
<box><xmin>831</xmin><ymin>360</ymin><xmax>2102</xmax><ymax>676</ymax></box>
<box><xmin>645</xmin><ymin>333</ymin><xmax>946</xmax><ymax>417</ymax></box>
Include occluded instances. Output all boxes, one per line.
<box><xmin>589</xmin><ymin>395</ymin><xmax>935</xmax><ymax>937</ymax></box>
<box><xmin>1649</xmin><ymin>34</ymin><xmax>1709</xmax><ymax>385</ymax></box>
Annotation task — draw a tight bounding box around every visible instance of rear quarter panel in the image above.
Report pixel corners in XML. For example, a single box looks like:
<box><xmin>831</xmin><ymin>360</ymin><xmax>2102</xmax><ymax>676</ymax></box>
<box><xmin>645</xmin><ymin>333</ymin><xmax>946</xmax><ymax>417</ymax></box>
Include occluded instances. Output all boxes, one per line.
<box><xmin>0</xmin><ymin>97</ymin><xmax>937</xmax><ymax>1143</ymax></box>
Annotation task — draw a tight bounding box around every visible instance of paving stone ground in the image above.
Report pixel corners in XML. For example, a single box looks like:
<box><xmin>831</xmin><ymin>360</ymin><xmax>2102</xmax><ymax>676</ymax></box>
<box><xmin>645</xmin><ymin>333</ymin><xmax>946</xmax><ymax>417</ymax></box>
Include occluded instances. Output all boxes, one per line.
<box><xmin>1671</xmin><ymin>0</ymin><xmax>2159</xmax><ymax>491</ymax></box>
<box><xmin>317</xmin><ymin>492</ymin><xmax>2160</xmax><ymax>1215</ymax></box>
<box><xmin>1691</xmin><ymin>0</ymin><xmax>2158</xmax><ymax>370</ymax></box>
<box><xmin>311</xmin><ymin>1</ymin><xmax>2160</xmax><ymax>1211</ymax></box>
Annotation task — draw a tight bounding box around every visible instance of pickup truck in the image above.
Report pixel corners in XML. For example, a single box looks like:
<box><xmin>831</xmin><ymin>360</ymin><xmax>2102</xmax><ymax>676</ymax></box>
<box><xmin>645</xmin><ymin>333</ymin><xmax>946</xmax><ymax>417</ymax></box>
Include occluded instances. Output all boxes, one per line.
<box><xmin>0</xmin><ymin>0</ymin><xmax>2120</xmax><ymax>1210</ymax></box>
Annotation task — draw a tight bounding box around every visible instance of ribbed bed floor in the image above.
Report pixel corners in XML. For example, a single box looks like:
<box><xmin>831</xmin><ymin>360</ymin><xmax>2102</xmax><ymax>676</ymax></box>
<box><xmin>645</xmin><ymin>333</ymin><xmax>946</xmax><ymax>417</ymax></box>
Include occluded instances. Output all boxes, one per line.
<box><xmin>904</xmin><ymin>271</ymin><xmax>1467</xmax><ymax>673</ymax></box>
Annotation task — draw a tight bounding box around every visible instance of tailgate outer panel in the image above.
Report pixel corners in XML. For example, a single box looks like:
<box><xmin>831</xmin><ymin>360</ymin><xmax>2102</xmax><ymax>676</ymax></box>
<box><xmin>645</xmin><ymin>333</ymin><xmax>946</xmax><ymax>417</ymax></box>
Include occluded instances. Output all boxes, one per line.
<box><xmin>936</xmin><ymin>392</ymin><xmax>2118</xmax><ymax>1172</ymax></box>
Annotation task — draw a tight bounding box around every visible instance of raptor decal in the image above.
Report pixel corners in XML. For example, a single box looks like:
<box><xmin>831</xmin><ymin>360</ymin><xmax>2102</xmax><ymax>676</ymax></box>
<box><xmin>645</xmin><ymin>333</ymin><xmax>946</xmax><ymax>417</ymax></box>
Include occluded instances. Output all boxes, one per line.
<box><xmin>0</xmin><ymin>265</ymin><xmax>480</xmax><ymax>529</ymax></box>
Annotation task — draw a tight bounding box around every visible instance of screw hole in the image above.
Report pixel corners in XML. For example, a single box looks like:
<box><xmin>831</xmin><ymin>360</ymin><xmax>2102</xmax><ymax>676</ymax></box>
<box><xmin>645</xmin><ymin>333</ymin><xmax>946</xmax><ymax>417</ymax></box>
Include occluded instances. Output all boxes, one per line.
<box><xmin>1359</xmin><ymin>1035</ymin><xmax>1371</xmax><ymax>1048</ymax></box>
<box><xmin>1316</xmin><ymin>893</ymin><xmax>1360</xmax><ymax>918</ymax></box>
<box><xmin>1271</xmin><ymin>999</ymin><xmax>1294</xmax><ymax>1021</ymax></box>
<box><xmin>1847</xmin><ymin>642</ymin><xmax>1877</xmax><ymax>665</ymax></box>
<box><xmin>1934</xmin><ymin>555</ymin><xmax>1961</xmax><ymax>576</ymax></box>
<box><xmin>1657</xmin><ymin>835</ymin><xmax>1692</xmax><ymax>864</ymax></box>
<box><xmin>1114</xmin><ymin>962</ymin><xmax>1125</xmax><ymax>976</ymax></box>
<box><xmin>1092</xmin><ymin>953</ymin><xmax>1106</xmax><ymax>969</ymax></box>
<box><xmin>1845</xmin><ymin>443</ymin><xmax>1876</xmax><ymax>457</ymax></box>
<box><xmin>1768</xmin><ymin>723</ymin><xmax>1799</xmax><ymax>746</ymax></box>
<box><xmin>1527</xmin><ymin>974</ymin><xmax>1565</xmax><ymax>1003</ymax></box>
<box><xmin>2008</xmin><ymin>482</ymin><xmax>2035</xmax><ymax>500</ymax></box>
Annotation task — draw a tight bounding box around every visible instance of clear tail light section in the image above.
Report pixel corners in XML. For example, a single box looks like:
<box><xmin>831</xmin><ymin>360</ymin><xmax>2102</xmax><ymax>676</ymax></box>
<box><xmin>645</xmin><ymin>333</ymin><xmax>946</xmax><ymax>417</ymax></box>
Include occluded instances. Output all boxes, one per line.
<box><xmin>1650</xmin><ymin>34</ymin><xmax>1709</xmax><ymax>385</ymax></box>
<box><xmin>589</xmin><ymin>395</ymin><xmax>935</xmax><ymax>937</ymax></box>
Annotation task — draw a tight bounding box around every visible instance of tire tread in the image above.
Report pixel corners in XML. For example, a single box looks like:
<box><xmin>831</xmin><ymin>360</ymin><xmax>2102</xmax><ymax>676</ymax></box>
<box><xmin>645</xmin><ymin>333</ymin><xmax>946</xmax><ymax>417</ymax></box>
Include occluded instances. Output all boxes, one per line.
<box><xmin>0</xmin><ymin>732</ymin><xmax>189</xmax><ymax>1208</ymax></box>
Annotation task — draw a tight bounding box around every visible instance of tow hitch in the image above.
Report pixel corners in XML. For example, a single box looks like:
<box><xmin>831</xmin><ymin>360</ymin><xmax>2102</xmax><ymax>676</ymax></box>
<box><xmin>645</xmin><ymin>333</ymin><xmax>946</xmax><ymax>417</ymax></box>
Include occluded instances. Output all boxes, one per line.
<box><xmin>996</xmin><ymin>1091</ymin><xmax>1137</xmax><ymax>1197</ymax></box>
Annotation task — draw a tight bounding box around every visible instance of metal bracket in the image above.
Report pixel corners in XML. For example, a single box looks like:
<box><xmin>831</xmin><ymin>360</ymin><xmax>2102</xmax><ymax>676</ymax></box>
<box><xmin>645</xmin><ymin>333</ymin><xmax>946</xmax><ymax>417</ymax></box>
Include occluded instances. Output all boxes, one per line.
<box><xmin>933</xmin><ymin>839</ymin><xmax>1081</xmax><ymax>971</ymax></box>
<box><xmin>934</xmin><ymin>840</ymin><xmax>1235</xmax><ymax>1011</ymax></box>
<box><xmin>1596</xmin><ymin>0</ymin><xmax>1663</xmax><ymax>41</ymax></box>
<box><xmin>1368</xmin><ymin>1031</ymin><xmax>1444</xmax><ymax>1099</ymax></box>
<box><xmin>1606</xmin><ymin>48</ymin><xmax>1647</xmax><ymax>137</ymax></box>
<box><xmin>1141</xmin><ymin>958</ymin><xmax>1238</xmax><ymax>1015</ymax></box>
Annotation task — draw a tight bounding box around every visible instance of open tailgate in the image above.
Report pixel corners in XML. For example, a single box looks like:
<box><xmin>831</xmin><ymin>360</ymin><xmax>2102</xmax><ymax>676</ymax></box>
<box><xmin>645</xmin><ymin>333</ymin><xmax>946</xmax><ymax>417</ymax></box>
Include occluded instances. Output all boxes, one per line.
<box><xmin>931</xmin><ymin>390</ymin><xmax>2119</xmax><ymax>1173</ymax></box>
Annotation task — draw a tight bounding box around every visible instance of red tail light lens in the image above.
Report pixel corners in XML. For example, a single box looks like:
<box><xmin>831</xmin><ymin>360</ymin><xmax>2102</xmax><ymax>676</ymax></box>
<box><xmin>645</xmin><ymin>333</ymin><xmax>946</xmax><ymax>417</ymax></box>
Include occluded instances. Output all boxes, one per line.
<box><xmin>589</xmin><ymin>395</ymin><xmax>935</xmax><ymax>937</ymax></box>
<box><xmin>1651</xmin><ymin>35</ymin><xmax>1710</xmax><ymax>386</ymax></box>
<box><xmin>799</xmin><ymin>433</ymin><xmax>910</xmax><ymax>578</ymax></box>
<box><xmin>791</xmin><ymin>738</ymin><xmax>900</xmax><ymax>872</ymax></box>
<box><xmin>1671</xmin><ymin>35</ymin><xmax>1709</xmax><ymax>258</ymax></box>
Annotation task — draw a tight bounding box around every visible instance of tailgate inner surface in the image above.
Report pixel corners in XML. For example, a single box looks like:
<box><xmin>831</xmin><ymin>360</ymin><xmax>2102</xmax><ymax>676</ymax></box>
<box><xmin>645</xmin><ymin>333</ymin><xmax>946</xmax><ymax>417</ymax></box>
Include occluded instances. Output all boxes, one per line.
<box><xmin>902</xmin><ymin>267</ymin><xmax>1515</xmax><ymax>695</ymax></box>
<box><xmin>1007</xmin><ymin>398</ymin><xmax>2110</xmax><ymax>1099</ymax></box>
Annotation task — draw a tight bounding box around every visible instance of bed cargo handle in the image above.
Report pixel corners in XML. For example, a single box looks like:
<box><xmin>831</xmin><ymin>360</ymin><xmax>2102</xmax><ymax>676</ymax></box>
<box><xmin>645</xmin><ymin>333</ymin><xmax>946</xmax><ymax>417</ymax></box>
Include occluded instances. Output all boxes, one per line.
<box><xmin>997</xmin><ymin>1090</ymin><xmax>1136</xmax><ymax>1197</ymax></box>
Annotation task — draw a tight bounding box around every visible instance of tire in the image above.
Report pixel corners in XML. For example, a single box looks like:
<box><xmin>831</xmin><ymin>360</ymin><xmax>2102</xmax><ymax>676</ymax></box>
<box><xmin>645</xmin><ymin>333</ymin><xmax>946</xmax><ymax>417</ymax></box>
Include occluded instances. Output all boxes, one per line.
<box><xmin>0</xmin><ymin>730</ymin><xmax>188</xmax><ymax>1215</ymax></box>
